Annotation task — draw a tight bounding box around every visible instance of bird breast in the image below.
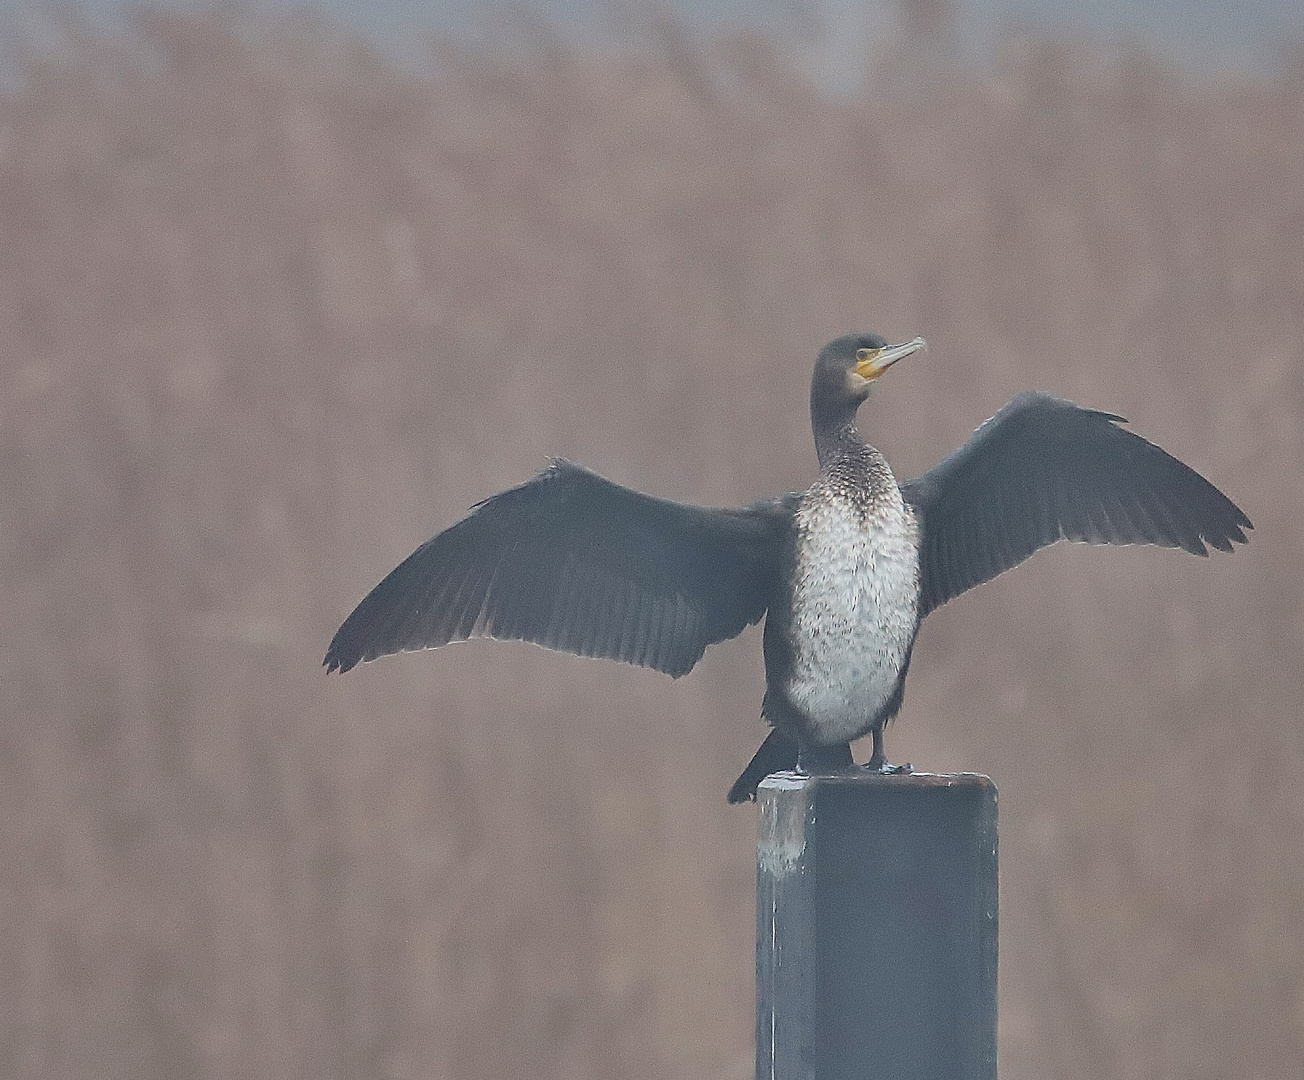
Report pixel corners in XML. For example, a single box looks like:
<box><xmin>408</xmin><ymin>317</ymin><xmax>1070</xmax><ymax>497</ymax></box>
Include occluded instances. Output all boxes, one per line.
<box><xmin>785</xmin><ymin>469</ymin><xmax>921</xmax><ymax>745</ymax></box>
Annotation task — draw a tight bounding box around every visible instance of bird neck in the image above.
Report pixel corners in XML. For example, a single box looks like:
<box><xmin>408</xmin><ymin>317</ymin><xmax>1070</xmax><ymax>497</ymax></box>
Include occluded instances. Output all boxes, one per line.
<box><xmin>814</xmin><ymin>417</ymin><xmax>870</xmax><ymax>470</ymax></box>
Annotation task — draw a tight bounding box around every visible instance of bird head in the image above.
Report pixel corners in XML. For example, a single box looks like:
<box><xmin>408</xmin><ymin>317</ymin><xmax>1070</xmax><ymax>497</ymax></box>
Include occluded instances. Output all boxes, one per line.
<box><xmin>811</xmin><ymin>333</ymin><xmax>927</xmax><ymax>423</ymax></box>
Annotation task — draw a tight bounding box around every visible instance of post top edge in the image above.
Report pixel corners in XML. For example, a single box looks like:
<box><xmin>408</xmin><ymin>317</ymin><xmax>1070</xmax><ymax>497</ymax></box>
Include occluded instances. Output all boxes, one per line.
<box><xmin>757</xmin><ymin>769</ymin><xmax>996</xmax><ymax>794</ymax></box>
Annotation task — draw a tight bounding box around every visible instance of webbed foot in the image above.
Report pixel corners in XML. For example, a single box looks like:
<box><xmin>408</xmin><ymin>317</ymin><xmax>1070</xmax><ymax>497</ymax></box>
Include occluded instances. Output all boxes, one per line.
<box><xmin>862</xmin><ymin>756</ymin><xmax>913</xmax><ymax>775</ymax></box>
<box><xmin>864</xmin><ymin>724</ymin><xmax>910</xmax><ymax>775</ymax></box>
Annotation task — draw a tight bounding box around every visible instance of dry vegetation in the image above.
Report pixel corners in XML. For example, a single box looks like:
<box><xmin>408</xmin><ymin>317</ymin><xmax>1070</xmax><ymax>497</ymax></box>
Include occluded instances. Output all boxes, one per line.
<box><xmin>1</xmin><ymin>7</ymin><xmax>1302</xmax><ymax>1079</ymax></box>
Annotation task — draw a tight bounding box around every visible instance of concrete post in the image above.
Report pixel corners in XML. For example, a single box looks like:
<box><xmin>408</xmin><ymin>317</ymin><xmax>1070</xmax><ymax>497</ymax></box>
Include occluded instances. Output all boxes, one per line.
<box><xmin>756</xmin><ymin>771</ymin><xmax>998</xmax><ymax>1080</ymax></box>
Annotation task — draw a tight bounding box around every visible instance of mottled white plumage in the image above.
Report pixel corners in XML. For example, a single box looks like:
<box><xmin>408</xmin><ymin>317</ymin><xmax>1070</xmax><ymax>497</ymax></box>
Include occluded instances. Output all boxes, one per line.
<box><xmin>786</xmin><ymin>461</ymin><xmax>920</xmax><ymax>745</ymax></box>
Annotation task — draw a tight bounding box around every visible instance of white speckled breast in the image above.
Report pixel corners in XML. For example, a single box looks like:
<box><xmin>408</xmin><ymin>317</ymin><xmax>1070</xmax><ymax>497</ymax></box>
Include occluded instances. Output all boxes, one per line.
<box><xmin>786</xmin><ymin>461</ymin><xmax>920</xmax><ymax>744</ymax></box>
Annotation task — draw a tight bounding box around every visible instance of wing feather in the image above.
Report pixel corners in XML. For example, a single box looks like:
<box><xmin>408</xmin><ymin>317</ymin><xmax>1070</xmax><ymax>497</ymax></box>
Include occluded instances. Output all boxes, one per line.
<box><xmin>325</xmin><ymin>459</ymin><xmax>795</xmax><ymax>676</ymax></box>
<box><xmin>900</xmin><ymin>392</ymin><xmax>1251</xmax><ymax>618</ymax></box>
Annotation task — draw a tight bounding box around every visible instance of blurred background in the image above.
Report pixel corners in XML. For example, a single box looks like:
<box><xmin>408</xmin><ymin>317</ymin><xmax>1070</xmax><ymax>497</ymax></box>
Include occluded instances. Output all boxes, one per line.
<box><xmin>1</xmin><ymin>0</ymin><xmax>1302</xmax><ymax>1077</ymax></box>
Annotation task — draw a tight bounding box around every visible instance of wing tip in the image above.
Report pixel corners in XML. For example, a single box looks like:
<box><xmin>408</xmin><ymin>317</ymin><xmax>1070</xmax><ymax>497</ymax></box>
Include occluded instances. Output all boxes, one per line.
<box><xmin>323</xmin><ymin>635</ymin><xmax>364</xmax><ymax>673</ymax></box>
<box><xmin>322</xmin><ymin>651</ymin><xmax>356</xmax><ymax>674</ymax></box>
<box><xmin>1201</xmin><ymin>501</ymin><xmax>1253</xmax><ymax>555</ymax></box>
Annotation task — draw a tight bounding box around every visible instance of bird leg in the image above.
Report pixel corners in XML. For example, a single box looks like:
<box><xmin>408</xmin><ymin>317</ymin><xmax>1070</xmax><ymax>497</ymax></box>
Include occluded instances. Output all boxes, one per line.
<box><xmin>796</xmin><ymin>741</ymin><xmax>854</xmax><ymax>777</ymax></box>
<box><xmin>863</xmin><ymin>724</ymin><xmax>912</xmax><ymax>775</ymax></box>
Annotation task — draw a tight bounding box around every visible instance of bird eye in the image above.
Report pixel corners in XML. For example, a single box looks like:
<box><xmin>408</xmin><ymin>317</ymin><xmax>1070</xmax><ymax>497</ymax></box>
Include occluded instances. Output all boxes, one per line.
<box><xmin>856</xmin><ymin>348</ymin><xmax>871</xmax><ymax>361</ymax></box>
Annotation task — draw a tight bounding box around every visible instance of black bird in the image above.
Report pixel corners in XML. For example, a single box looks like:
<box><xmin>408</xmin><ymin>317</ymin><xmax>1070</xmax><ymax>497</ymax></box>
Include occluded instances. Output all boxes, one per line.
<box><xmin>325</xmin><ymin>334</ymin><xmax>1251</xmax><ymax>802</ymax></box>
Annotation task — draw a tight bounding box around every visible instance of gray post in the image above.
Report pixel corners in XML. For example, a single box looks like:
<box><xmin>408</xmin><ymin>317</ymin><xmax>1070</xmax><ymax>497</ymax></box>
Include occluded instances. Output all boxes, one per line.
<box><xmin>756</xmin><ymin>771</ymin><xmax>998</xmax><ymax>1080</ymax></box>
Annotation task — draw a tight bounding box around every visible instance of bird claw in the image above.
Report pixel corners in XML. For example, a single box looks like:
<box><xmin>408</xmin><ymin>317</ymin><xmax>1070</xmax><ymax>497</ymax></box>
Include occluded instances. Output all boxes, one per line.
<box><xmin>862</xmin><ymin>759</ymin><xmax>913</xmax><ymax>775</ymax></box>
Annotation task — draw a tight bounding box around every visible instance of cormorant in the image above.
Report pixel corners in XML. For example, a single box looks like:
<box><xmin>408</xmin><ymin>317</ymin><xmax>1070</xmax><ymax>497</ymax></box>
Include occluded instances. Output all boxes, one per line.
<box><xmin>324</xmin><ymin>334</ymin><xmax>1251</xmax><ymax>802</ymax></box>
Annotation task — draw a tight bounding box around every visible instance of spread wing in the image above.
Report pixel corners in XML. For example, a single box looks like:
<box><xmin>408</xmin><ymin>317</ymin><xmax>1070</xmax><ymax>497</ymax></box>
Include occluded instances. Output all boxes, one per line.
<box><xmin>900</xmin><ymin>392</ymin><xmax>1252</xmax><ymax>619</ymax></box>
<box><xmin>325</xmin><ymin>459</ymin><xmax>796</xmax><ymax>677</ymax></box>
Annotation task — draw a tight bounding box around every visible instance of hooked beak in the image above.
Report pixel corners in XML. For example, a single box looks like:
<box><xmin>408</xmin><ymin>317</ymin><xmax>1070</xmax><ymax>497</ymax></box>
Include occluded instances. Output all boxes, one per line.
<box><xmin>855</xmin><ymin>337</ymin><xmax>927</xmax><ymax>381</ymax></box>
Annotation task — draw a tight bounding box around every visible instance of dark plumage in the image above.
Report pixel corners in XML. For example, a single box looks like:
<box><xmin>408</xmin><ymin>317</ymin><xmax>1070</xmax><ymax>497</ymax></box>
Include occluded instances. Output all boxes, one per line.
<box><xmin>326</xmin><ymin>334</ymin><xmax>1252</xmax><ymax>802</ymax></box>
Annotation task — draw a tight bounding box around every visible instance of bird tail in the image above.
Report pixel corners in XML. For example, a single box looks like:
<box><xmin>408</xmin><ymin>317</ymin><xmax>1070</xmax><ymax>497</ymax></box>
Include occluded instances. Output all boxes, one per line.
<box><xmin>727</xmin><ymin>728</ymin><xmax>800</xmax><ymax>804</ymax></box>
